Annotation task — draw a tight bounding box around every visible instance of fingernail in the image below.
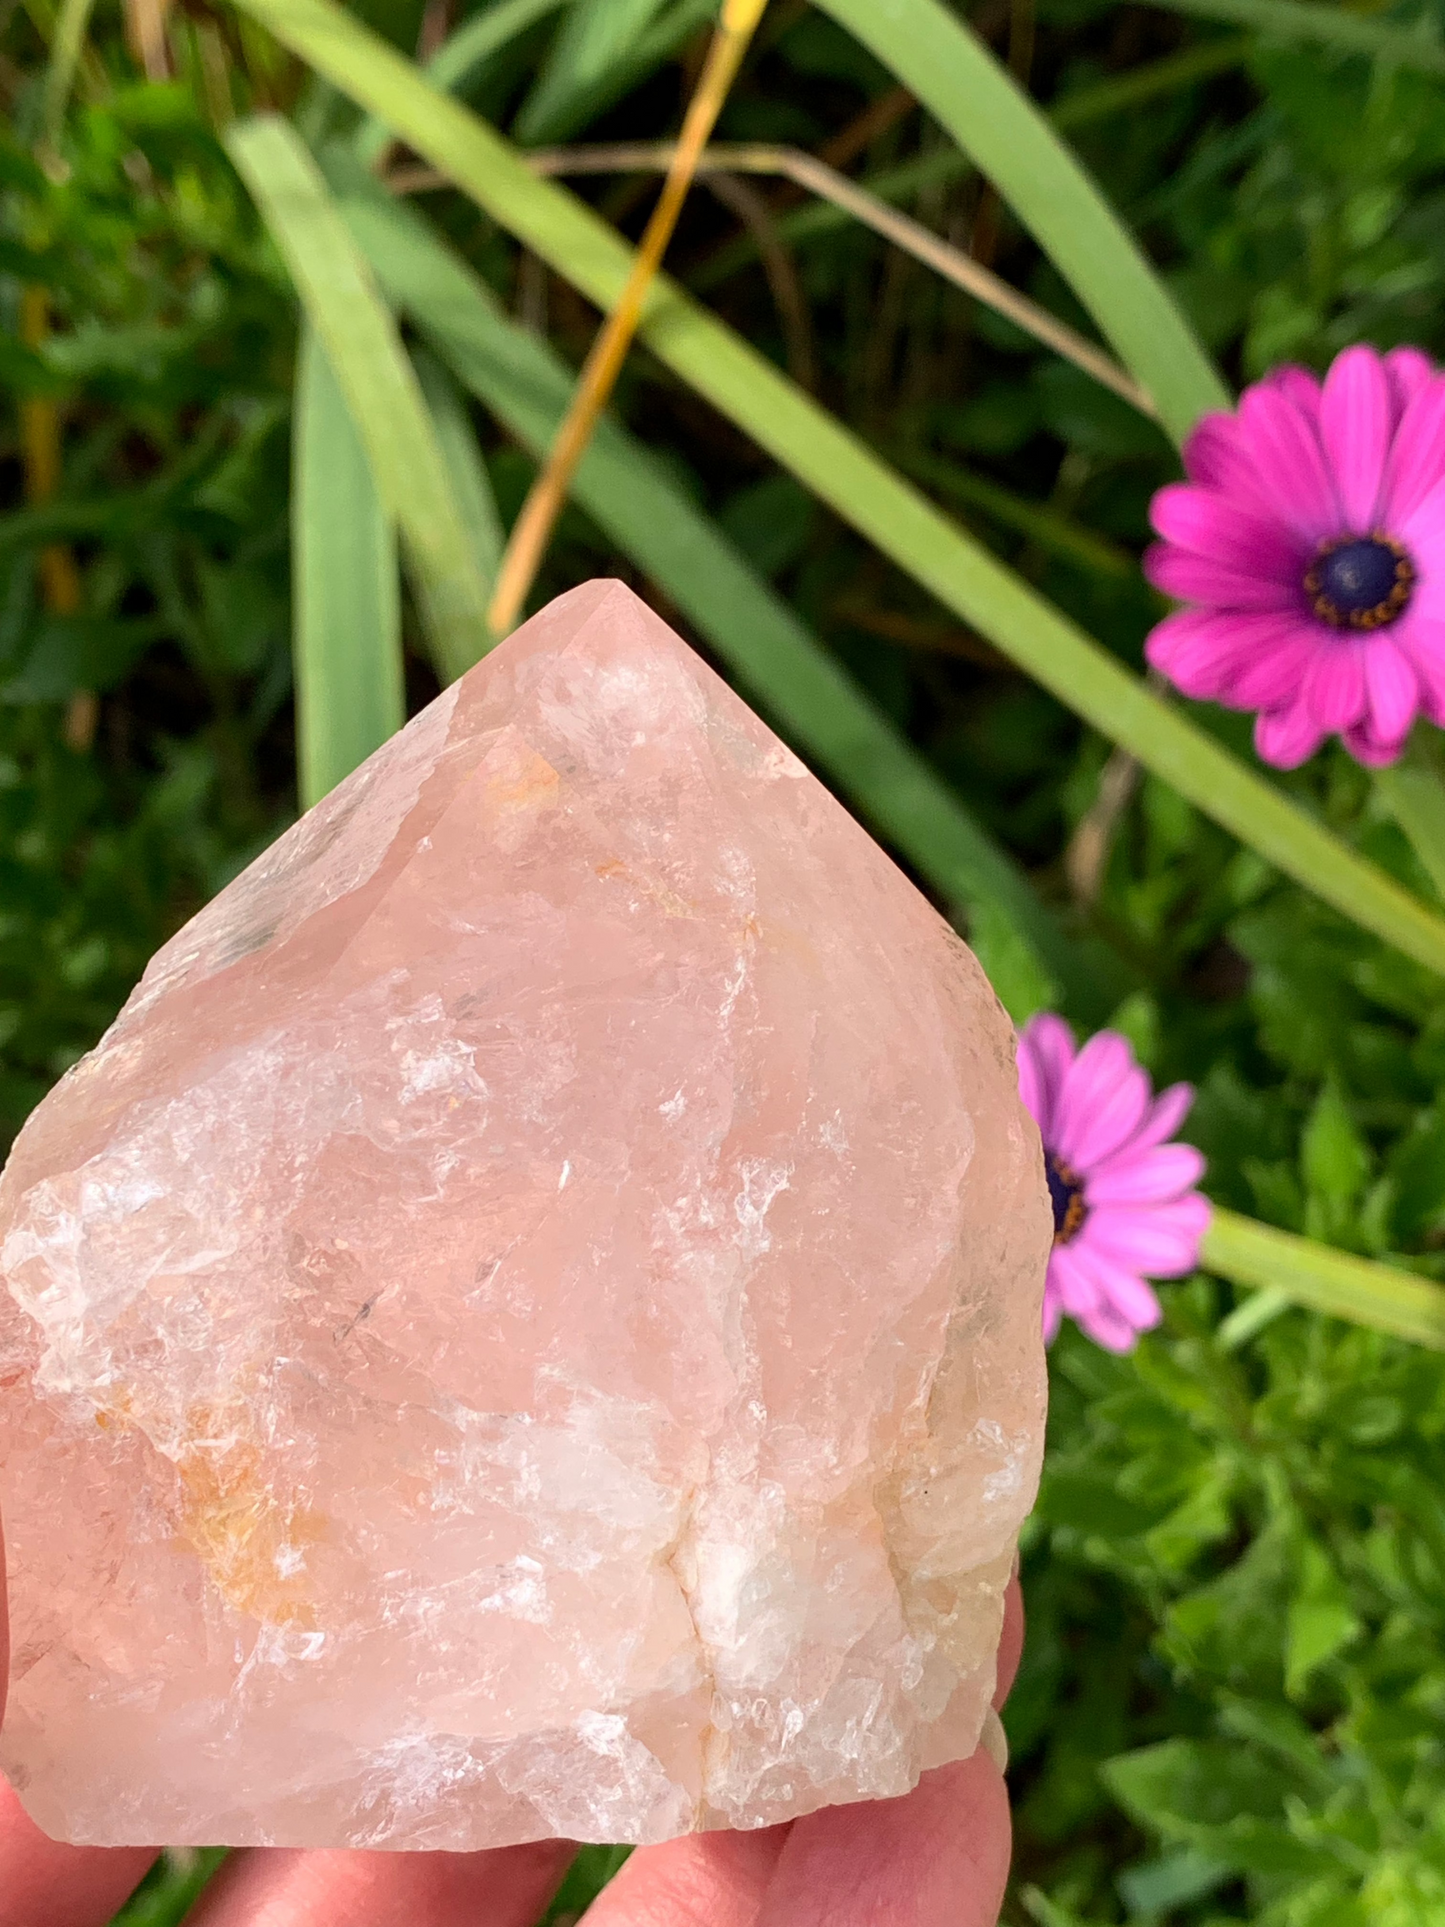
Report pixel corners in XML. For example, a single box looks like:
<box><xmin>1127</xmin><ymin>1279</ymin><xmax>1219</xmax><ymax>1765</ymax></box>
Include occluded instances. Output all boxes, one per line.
<box><xmin>978</xmin><ymin>1706</ymin><xmax>1009</xmax><ymax>1776</ymax></box>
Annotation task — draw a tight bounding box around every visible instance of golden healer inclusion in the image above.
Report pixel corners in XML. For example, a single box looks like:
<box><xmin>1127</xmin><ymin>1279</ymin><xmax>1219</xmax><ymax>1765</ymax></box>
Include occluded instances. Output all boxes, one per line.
<box><xmin>0</xmin><ymin>582</ymin><xmax>1049</xmax><ymax>1849</ymax></box>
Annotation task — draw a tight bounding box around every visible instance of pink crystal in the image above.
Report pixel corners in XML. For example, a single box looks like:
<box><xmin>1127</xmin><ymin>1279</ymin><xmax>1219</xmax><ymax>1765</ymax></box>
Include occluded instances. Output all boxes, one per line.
<box><xmin>0</xmin><ymin>581</ymin><xmax>1048</xmax><ymax>1849</ymax></box>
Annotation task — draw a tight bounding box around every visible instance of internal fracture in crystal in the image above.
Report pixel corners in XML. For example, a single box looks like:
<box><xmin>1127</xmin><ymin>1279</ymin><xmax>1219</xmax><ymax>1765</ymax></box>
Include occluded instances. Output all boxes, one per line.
<box><xmin>0</xmin><ymin>581</ymin><xmax>1049</xmax><ymax>1849</ymax></box>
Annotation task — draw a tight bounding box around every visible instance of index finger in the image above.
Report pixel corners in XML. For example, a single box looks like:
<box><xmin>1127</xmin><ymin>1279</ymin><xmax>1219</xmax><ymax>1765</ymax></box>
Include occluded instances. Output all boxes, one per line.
<box><xmin>0</xmin><ymin>1507</ymin><xmax>160</xmax><ymax>1927</ymax></box>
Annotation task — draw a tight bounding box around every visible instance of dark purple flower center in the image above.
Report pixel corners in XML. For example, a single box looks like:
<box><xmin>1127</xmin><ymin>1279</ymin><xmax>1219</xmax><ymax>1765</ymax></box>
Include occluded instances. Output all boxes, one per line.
<box><xmin>1304</xmin><ymin>532</ymin><xmax>1414</xmax><ymax>630</ymax></box>
<box><xmin>1046</xmin><ymin>1152</ymin><xmax>1086</xmax><ymax>1245</ymax></box>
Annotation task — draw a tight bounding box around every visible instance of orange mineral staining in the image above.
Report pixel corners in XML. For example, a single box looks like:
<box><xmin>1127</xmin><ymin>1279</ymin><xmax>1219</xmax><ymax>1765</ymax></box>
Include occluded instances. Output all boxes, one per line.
<box><xmin>0</xmin><ymin>582</ymin><xmax>1047</xmax><ymax>1849</ymax></box>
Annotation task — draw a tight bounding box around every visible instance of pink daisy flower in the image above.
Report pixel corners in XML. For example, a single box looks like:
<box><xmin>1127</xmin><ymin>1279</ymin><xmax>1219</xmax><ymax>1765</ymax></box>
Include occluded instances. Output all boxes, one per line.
<box><xmin>1144</xmin><ymin>344</ymin><xmax>1445</xmax><ymax>768</ymax></box>
<box><xmin>1017</xmin><ymin>1014</ymin><xmax>1211</xmax><ymax>1353</ymax></box>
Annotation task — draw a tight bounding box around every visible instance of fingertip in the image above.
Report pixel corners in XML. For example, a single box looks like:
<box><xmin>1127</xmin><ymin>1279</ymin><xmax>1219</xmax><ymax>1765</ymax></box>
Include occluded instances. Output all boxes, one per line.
<box><xmin>0</xmin><ymin>1778</ymin><xmax>158</xmax><ymax>1927</ymax></box>
<box><xmin>0</xmin><ymin>1506</ymin><xmax>8</xmax><ymax>1738</ymax></box>
<box><xmin>758</xmin><ymin>1752</ymin><xmax>1012</xmax><ymax>1927</ymax></box>
<box><xmin>586</xmin><ymin>1826</ymin><xmax>788</xmax><ymax>1927</ymax></box>
<box><xmin>994</xmin><ymin>1572</ymin><xmax>1025</xmax><ymax>1711</ymax></box>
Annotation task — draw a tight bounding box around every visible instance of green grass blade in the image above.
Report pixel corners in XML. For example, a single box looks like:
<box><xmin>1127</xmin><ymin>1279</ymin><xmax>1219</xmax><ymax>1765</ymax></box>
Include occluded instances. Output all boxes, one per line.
<box><xmin>293</xmin><ymin>320</ymin><xmax>404</xmax><ymax>806</ymax></box>
<box><xmin>109</xmin><ymin>1850</ymin><xmax>230</xmax><ymax>1926</ymax></box>
<box><xmin>515</xmin><ymin>0</ymin><xmax>668</xmax><ymax>145</ymax></box>
<box><xmin>1148</xmin><ymin>0</ymin><xmax>1445</xmax><ymax>70</ymax></box>
<box><xmin>413</xmin><ymin>344</ymin><xmax>504</xmax><ymax>587</ymax></box>
<box><xmin>812</xmin><ymin>0</ymin><xmax>1229</xmax><ymax>445</ymax></box>
<box><xmin>226</xmin><ymin>113</ymin><xmax>493</xmax><ymax>682</ymax></box>
<box><xmin>42</xmin><ymin>0</ymin><xmax>99</xmax><ymax>151</ymax></box>
<box><xmin>693</xmin><ymin>37</ymin><xmax>1251</xmax><ymax>289</ymax></box>
<box><xmin>895</xmin><ymin>445</ymin><xmax>1134</xmax><ymax>579</ymax></box>
<box><xmin>339</xmin><ymin>185</ymin><xmax>1113</xmax><ymax>1022</ymax></box>
<box><xmin>1203</xmin><ymin>1208</ymin><xmax>1445</xmax><ymax>1351</ymax></box>
<box><xmin>223</xmin><ymin>0</ymin><xmax>1445</xmax><ymax>982</ymax></box>
<box><xmin>514</xmin><ymin>0</ymin><xmax>715</xmax><ymax>145</ymax></box>
<box><xmin>1051</xmin><ymin>34</ymin><xmax>1253</xmax><ymax>128</ymax></box>
<box><xmin>1373</xmin><ymin>742</ymin><xmax>1445</xmax><ymax>906</ymax></box>
<box><xmin>355</xmin><ymin>0</ymin><xmax>568</xmax><ymax>165</ymax></box>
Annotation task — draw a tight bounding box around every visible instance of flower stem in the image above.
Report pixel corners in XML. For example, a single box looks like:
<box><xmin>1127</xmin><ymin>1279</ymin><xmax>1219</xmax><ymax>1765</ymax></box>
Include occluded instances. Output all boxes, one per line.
<box><xmin>1202</xmin><ymin>1208</ymin><xmax>1445</xmax><ymax>1351</ymax></box>
<box><xmin>1374</xmin><ymin>734</ymin><xmax>1445</xmax><ymax>905</ymax></box>
<box><xmin>486</xmin><ymin>0</ymin><xmax>771</xmax><ymax>638</ymax></box>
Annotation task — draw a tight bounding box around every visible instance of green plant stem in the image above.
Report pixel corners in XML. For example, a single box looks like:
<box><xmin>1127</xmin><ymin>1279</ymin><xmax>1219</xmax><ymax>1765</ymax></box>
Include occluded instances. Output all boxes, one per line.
<box><xmin>226</xmin><ymin>113</ymin><xmax>494</xmax><ymax>681</ymax></box>
<box><xmin>1374</xmin><ymin>741</ymin><xmax>1445</xmax><ymax>905</ymax></box>
<box><xmin>1146</xmin><ymin>0</ymin><xmax>1445</xmax><ymax>71</ymax></box>
<box><xmin>355</xmin><ymin>0</ymin><xmax>567</xmax><ymax>165</ymax></box>
<box><xmin>812</xmin><ymin>0</ymin><xmax>1230</xmax><ymax>444</ymax></box>
<box><xmin>1052</xmin><ymin>32</ymin><xmax>1252</xmax><ymax>127</ymax></box>
<box><xmin>693</xmin><ymin>34</ymin><xmax>1251</xmax><ymax>288</ymax></box>
<box><xmin>293</xmin><ymin>320</ymin><xmax>403</xmax><ymax>805</ymax></box>
<box><xmin>338</xmin><ymin>179</ymin><xmax>1116</xmax><ymax>1020</ymax></box>
<box><xmin>41</xmin><ymin>0</ymin><xmax>98</xmax><ymax>152</ymax></box>
<box><xmin>894</xmin><ymin>444</ymin><xmax>1134</xmax><ymax>578</ymax></box>
<box><xmin>1202</xmin><ymin>1208</ymin><xmax>1445</xmax><ymax>1350</ymax></box>
<box><xmin>222</xmin><ymin>0</ymin><xmax>1445</xmax><ymax>983</ymax></box>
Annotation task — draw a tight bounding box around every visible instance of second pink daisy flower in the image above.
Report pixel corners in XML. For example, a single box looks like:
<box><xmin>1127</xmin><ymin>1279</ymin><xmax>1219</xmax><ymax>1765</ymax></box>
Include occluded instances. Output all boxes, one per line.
<box><xmin>1017</xmin><ymin>1015</ymin><xmax>1211</xmax><ymax>1353</ymax></box>
<box><xmin>1145</xmin><ymin>344</ymin><xmax>1445</xmax><ymax>769</ymax></box>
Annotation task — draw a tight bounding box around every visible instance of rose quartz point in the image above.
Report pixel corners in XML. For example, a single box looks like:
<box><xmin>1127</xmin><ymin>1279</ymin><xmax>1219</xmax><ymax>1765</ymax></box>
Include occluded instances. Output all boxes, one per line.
<box><xmin>0</xmin><ymin>581</ymin><xmax>1049</xmax><ymax>1849</ymax></box>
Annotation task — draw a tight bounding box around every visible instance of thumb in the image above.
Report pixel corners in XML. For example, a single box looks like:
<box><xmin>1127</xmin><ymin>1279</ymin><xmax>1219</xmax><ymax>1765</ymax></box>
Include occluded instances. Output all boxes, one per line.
<box><xmin>0</xmin><ymin>1505</ymin><xmax>8</xmax><ymax>1735</ymax></box>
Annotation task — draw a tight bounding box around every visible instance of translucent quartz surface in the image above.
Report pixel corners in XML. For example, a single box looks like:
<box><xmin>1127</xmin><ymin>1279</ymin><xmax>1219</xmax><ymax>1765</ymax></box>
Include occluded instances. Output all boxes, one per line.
<box><xmin>0</xmin><ymin>581</ymin><xmax>1048</xmax><ymax>1848</ymax></box>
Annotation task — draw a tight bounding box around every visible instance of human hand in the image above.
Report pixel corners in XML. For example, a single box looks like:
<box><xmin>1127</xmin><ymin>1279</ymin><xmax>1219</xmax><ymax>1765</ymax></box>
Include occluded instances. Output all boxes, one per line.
<box><xmin>0</xmin><ymin>1504</ymin><xmax>1021</xmax><ymax>1927</ymax></box>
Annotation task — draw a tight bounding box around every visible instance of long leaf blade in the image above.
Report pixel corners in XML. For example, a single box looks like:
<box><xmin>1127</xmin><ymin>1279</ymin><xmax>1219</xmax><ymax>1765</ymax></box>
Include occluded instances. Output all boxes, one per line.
<box><xmin>413</xmin><ymin>344</ymin><xmax>505</xmax><ymax>588</ymax></box>
<box><xmin>812</xmin><ymin>0</ymin><xmax>1229</xmax><ymax>445</ymax></box>
<box><xmin>1150</xmin><ymin>0</ymin><xmax>1445</xmax><ymax>71</ymax></box>
<box><xmin>222</xmin><ymin>0</ymin><xmax>1445</xmax><ymax>982</ymax></box>
<box><xmin>226</xmin><ymin>112</ymin><xmax>493</xmax><ymax>682</ymax></box>
<box><xmin>339</xmin><ymin>184</ymin><xmax>1111</xmax><ymax>1020</ymax></box>
<box><xmin>293</xmin><ymin>320</ymin><xmax>404</xmax><ymax>805</ymax></box>
<box><xmin>355</xmin><ymin>0</ymin><xmax>568</xmax><ymax>165</ymax></box>
<box><xmin>43</xmin><ymin>0</ymin><xmax>100</xmax><ymax>150</ymax></box>
<box><xmin>1203</xmin><ymin>1208</ymin><xmax>1445</xmax><ymax>1351</ymax></box>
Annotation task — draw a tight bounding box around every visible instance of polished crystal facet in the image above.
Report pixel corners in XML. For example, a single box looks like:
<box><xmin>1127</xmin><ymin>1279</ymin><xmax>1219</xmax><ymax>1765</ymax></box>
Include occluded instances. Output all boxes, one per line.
<box><xmin>0</xmin><ymin>581</ymin><xmax>1048</xmax><ymax>1849</ymax></box>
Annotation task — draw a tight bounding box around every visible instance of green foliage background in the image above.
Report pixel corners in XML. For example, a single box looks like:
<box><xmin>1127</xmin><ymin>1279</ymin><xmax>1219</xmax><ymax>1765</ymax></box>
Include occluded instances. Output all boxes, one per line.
<box><xmin>2</xmin><ymin>0</ymin><xmax>1445</xmax><ymax>1921</ymax></box>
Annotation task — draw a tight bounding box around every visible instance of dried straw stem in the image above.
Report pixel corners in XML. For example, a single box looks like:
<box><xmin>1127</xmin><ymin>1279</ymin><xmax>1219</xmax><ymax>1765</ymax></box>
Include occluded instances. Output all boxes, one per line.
<box><xmin>486</xmin><ymin>0</ymin><xmax>772</xmax><ymax>638</ymax></box>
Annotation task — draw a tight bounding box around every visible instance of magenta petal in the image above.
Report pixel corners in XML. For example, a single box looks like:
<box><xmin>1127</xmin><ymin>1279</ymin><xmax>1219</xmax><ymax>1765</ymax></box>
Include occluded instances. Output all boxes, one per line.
<box><xmin>1075</xmin><ymin>1245</ymin><xmax>1165</xmax><ymax>1332</ymax></box>
<box><xmin>1385</xmin><ymin>346</ymin><xmax>1435</xmax><ymax>418</ymax></box>
<box><xmin>1302</xmin><ymin>642</ymin><xmax>1368</xmax><ymax>731</ymax></box>
<box><xmin>1146</xmin><ymin>608</ymin><xmax>1259</xmax><ymax>700</ymax></box>
<box><xmin>1146</xmin><ymin>604</ymin><xmax>1319</xmax><ymax>716</ymax></box>
<box><xmin>1017</xmin><ymin>1012</ymin><xmax>1075</xmax><ymax>1139</ymax></box>
<box><xmin>1086</xmin><ymin>1143</ymin><xmax>1207</xmax><ymax>1205</ymax></box>
<box><xmin>1254</xmin><ymin>700</ymin><xmax>1327</xmax><ymax>769</ymax></box>
<box><xmin>1148</xmin><ymin>609</ymin><xmax>1314</xmax><ymax>711</ymax></box>
<box><xmin>1237</xmin><ymin>383</ymin><xmax>1342</xmax><ymax>542</ymax></box>
<box><xmin>1107</xmin><ymin>1278</ymin><xmax>1164</xmax><ymax>1336</ymax></box>
<box><xmin>1149</xmin><ymin>485</ymin><xmax>1305</xmax><ymax>582</ymax></box>
<box><xmin>1399</xmin><ymin>471</ymin><xmax>1445</xmax><ymax>557</ymax></box>
<box><xmin>1145</xmin><ymin>544</ymin><xmax>1300</xmax><ymax>613</ymax></box>
<box><xmin>1228</xmin><ymin>620</ymin><xmax>1320</xmax><ymax>710</ymax></box>
<box><xmin>1381</xmin><ymin>376</ymin><xmax>1445</xmax><ymax>528</ymax></box>
<box><xmin>1042</xmin><ymin>1284</ymin><xmax>1064</xmax><ymax>1344</ymax></box>
<box><xmin>1074</xmin><ymin>1307</ymin><xmax>1142</xmax><ymax>1350</ymax></box>
<box><xmin>1402</xmin><ymin>619</ymin><xmax>1445</xmax><ymax>724</ymax></box>
<box><xmin>1053</xmin><ymin>1032</ymin><xmax>1151</xmax><ymax>1170</ymax></box>
<box><xmin>1066</xmin><ymin>1244</ymin><xmax>1158</xmax><ymax>1349</ymax></box>
<box><xmin>1405</xmin><ymin>527</ymin><xmax>1445</xmax><ymax>612</ymax></box>
<box><xmin>1183</xmin><ymin>414</ymin><xmax>1245</xmax><ymax>489</ymax></box>
<box><xmin>1342</xmin><ymin>721</ymin><xmax>1407</xmax><ymax>768</ymax></box>
<box><xmin>1048</xmin><ymin>1243</ymin><xmax>1101</xmax><ymax>1321</ymax></box>
<box><xmin>1083</xmin><ymin>1304</ymin><xmax>1146</xmax><ymax>1352</ymax></box>
<box><xmin>1321</xmin><ymin>345</ymin><xmax>1392</xmax><ymax>531</ymax></box>
<box><xmin>1361</xmin><ymin>638</ymin><xmax>1419</xmax><ymax>743</ymax></box>
<box><xmin>1183</xmin><ymin>415</ymin><xmax>1278</xmax><ymax>517</ymax></box>
<box><xmin>1086</xmin><ymin>1195</ymin><xmax>1211</xmax><ymax>1276</ymax></box>
<box><xmin>1132</xmin><ymin>1083</ymin><xmax>1195</xmax><ymax>1152</ymax></box>
<box><xmin>1265</xmin><ymin>363</ymin><xmax>1323</xmax><ymax>417</ymax></box>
